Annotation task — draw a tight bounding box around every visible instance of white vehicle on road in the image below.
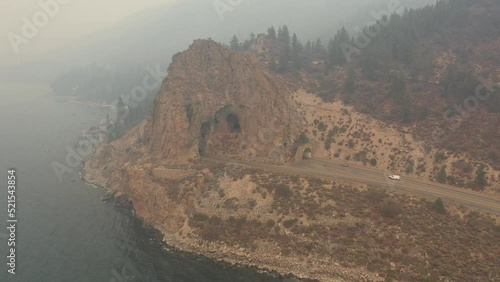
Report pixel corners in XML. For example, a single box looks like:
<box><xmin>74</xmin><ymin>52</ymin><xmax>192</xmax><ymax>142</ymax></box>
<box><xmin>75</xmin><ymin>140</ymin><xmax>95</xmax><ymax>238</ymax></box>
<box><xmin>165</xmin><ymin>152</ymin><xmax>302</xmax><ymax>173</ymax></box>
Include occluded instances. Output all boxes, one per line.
<box><xmin>388</xmin><ymin>175</ymin><xmax>401</xmax><ymax>181</ymax></box>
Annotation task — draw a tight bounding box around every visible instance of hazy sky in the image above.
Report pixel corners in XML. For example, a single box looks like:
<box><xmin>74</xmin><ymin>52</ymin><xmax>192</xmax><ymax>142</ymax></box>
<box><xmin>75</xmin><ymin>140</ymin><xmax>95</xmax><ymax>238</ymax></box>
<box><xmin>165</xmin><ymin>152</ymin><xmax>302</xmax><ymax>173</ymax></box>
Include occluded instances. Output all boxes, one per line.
<box><xmin>0</xmin><ymin>0</ymin><xmax>436</xmax><ymax>75</ymax></box>
<box><xmin>0</xmin><ymin>0</ymin><xmax>178</xmax><ymax>65</ymax></box>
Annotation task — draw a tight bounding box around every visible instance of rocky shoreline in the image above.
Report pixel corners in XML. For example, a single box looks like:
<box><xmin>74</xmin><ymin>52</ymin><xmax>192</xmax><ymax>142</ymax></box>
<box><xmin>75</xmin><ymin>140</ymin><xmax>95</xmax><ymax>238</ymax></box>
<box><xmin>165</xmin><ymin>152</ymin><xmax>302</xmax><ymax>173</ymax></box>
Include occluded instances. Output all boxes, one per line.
<box><xmin>86</xmin><ymin>176</ymin><xmax>314</xmax><ymax>282</ymax></box>
<box><xmin>83</xmin><ymin>159</ymin><xmax>384</xmax><ymax>282</ymax></box>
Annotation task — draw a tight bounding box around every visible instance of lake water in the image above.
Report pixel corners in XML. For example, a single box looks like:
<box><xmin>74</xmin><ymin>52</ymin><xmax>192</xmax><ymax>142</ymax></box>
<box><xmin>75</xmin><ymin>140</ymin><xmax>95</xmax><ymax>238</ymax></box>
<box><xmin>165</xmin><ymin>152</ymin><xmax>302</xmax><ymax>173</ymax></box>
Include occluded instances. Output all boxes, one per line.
<box><xmin>0</xmin><ymin>82</ymin><xmax>292</xmax><ymax>282</ymax></box>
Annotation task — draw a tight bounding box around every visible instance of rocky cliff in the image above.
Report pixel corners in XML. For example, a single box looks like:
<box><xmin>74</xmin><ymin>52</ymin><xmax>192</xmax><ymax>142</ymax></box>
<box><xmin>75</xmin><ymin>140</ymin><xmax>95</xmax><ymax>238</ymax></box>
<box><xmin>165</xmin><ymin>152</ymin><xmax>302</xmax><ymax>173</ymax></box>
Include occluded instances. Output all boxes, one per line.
<box><xmin>145</xmin><ymin>39</ymin><xmax>301</xmax><ymax>163</ymax></box>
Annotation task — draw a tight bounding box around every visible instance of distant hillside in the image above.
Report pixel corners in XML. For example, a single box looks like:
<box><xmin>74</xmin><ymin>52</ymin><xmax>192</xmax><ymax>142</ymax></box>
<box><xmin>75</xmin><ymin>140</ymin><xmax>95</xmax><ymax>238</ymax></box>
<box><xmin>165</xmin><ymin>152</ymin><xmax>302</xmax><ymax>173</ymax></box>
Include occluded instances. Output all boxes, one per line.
<box><xmin>237</xmin><ymin>0</ymin><xmax>500</xmax><ymax>171</ymax></box>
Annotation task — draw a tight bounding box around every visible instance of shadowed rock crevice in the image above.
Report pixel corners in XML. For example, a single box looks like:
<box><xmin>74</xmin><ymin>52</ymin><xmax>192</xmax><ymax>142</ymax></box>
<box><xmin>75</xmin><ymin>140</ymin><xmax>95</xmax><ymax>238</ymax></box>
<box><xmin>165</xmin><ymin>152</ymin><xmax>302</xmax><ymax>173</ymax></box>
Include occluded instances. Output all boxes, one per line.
<box><xmin>226</xmin><ymin>113</ymin><xmax>241</xmax><ymax>133</ymax></box>
<box><xmin>199</xmin><ymin>121</ymin><xmax>212</xmax><ymax>155</ymax></box>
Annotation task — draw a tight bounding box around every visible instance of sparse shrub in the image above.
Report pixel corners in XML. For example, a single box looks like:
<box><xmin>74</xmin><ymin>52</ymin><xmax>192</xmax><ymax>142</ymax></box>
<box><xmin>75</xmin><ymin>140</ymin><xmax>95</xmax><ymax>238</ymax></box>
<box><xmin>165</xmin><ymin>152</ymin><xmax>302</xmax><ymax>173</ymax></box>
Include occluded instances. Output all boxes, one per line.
<box><xmin>298</xmin><ymin>132</ymin><xmax>309</xmax><ymax>145</ymax></box>
<box><xmin>274</xmin><ymin>184</ymin><xmax>293</xmax><ymax>200</ymax></box>
<box><xmin>379</xmin><ymin>199</ymin><xmax>401</xmax><ymax>218</ymax></box>
<box><xmin>365</xmin><ymin>188</ymin><xmax>387</xmax><ymax>203</ymax></box>
<box><xmin>424</xmin><ymin>145</ymin><xmax>432</xmax><ymax>154</ymax></box>
<box><xmin>446</xmin><ymin>176</ymin><xmax>458</xmax><ymax>185</ymax></box>
<box><xmin>193</xmin><ymin>212</ymin><xmax>209</xmax><ymax>222</ymax></box>
<box><xmin>434</xmin><ymin>151</ymin><xmax>447</xmax><ymax>163</ymax></box>
<box><xmin>166</xmin><ymin>186</ymin><xmax>180</xmax><ymax>199</ymax></box>
<box><xmin>475</xmin><ymin>165</ymin><xmax>487</xmax><ymax>189</ymax></box>
<box><xmin>237</xmin><ymin>216</ymin><xmax>247</xmax><ymax>226</ymax></box>
<box><xmin>324</xmin><ymin>139</ymin><xmax>332</xmax><ymax>150</ymax></box>
<box><xmin>453</xmin><ymin>160</ymin><xmax>473</xmax><ymax>173</ymax></box>
<box><xmin>417</xmin><ymin>163</ymin><xmax>426</xmax><ymax>173</ymax></box>
<box><xmin>208</xmin><ymin>216</ymin><xmax>223</xmax><ymax>225</ymax></box>
<box><xmin>487</xmin><ymin>149</ymin><xmax>498</xmax><ymax>162</ymax></box>
<box><xmin>247</xmin><ymin>199</ymin><xmax>257</xmax><ymax>209</ymax></box>
<box><xmin>370</xmin><ymin>158</ymin><xmax>377</xmax><ymax>166</ymax></box>
<box><xmin>437</xmin><ymin>166</ymin><xmax>447</xmax><ymax>184</ymax></box>
<box><xmin>329</xmin><ymin>127</ymin><xmax>339</xmax><ymax>137</ymax></box>
<box><xmin>283</xmin><ymin>218</ymin><xmax>298</xmax><ymax>229</ymax></box>
<box><xmin>406</xmin><ymin>164</ymin><xmax>414</xmax><ymax>174</ymax></box>
<box><xmin>348</xmin><ymin>139</ymin><xmax>355</xmax><ymax>148</ymax></box>
<box><xmin>447</xmin><ymin>145</ymin><xmax>457</xmax><ymax>152</ymax></box>
<box><xmin>432</xmin><ymin>198</ymin><xmax>446</xmax><ymax>214</ymax></box>
<box><xmin>266</xmin><ymin>219</ymin><xmax>276</xmax><ymax>228</ymax></box>
<box><xmin>223</xmin><ymin>197</ymin><xmax>239</xmax><ymax>210</ymax></box>
<box><xmin>199</xmin><ymin>225</ymin><xmax>222</xmax><ymax>242</ymax></box>
<box><xmin>318</xmin><ymin>121</ymin><xmax>328</xmax><ymax>132</ymax></box>
<box><xmin>353</xmin><ymin>150</ymin><xmax>368</xmax><ymax>162</ymax></box>
<box><xmin>218</xmin><ymin>189</ymin><xmax>225</xmax><ymax>198</ymax></box>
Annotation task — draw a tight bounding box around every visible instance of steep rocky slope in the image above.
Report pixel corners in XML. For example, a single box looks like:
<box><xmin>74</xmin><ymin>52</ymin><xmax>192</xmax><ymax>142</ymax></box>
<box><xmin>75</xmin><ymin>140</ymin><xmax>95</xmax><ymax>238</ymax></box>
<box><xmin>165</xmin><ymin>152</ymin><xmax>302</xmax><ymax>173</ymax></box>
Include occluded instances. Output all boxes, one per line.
<box><xmin>145</xmin><ymin>40</ymin><xmax>301</xmax><ymax>164</ymax></box>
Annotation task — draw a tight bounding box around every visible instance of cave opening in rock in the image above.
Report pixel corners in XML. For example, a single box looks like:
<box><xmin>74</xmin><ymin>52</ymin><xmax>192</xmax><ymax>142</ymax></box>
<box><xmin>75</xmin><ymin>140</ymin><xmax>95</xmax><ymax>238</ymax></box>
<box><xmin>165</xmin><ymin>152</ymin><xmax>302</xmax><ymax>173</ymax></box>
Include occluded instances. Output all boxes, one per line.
<box><xmin>303</xmin><ymin>148</ymin><xmax>312</xmax><ymax>159</ymax></box>
<box><xmin>226</xmin><ymin>113</ymin><xmax>241</xmax><ymax>133</ymax></box>
<box><xmin>199</xmin><ymin>121</ymin><xmax>211</xmax><ymax>155</ymax></box>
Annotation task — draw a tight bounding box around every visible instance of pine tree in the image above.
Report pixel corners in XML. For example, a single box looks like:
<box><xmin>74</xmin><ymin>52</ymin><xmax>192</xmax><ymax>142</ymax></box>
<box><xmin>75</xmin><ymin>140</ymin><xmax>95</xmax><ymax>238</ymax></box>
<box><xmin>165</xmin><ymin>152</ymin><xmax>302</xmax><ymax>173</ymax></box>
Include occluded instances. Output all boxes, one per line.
<box><xmin>281</xmin><ymin>25</ymin><xmax>291</xmax><ymax>64</ymax></box>
<box><xmin>291</xmin><ymin>33</ymin><xmax>303</xmax><ymax>70</ymax></box>
<box><xmin>304</xmin><ymin>41</ymin><xmax>312</xmax><ymax>54</ymax></box>
<box><xmin>277</xmin><ymin>26</ymin><xmax>283</xmax><ymax>42</ymax></box>
<box><xmin>281</xmin><ymin>25</ymin><xmax>291</xmax><ymax>47</ymax></box>
<box><xmin>115</xmin><ymin>96</ymin><xmax>128</xmax><ymax>138</ymax></box>
<box><xmin>389</xmin><ymin>72</ymin><xmax>406</xmax><ymax>100</ymax></box>
<box><xmin>327</xmin><ymin>38</ymin><xmax>335</xmax><ymax>69</ymax></box>
<box><xmin>344</xmin><ymin>67</ymin><xmax>356</xmax><ymax>94</ymax></box>
<box><xmin>437</xmin><ymin>166</ymin><xmax>447</xmax><ymax>184</ymax></box>
<box><xmin>432</xmin><ymin>198</ymin><xmax>446</xmax><ymax>214</ymax></box>
<box><xmin>475</xmin><ymin>165</ymin><xmax>487</xmax><ymax>189</ymax></box>
<box><xmin>230</xmin><ymin>35</ymin><xmax>240</xmax><ymax>51</ymax></box>
<box><xmin>267</xmin><ymin>26</ymin><xmax>277</xmax><ymax>40</ymax></box>
<box><xmin>242</xmin><ymin>33</ymin><xmax>257</xmax><ymax>51</ymax></box>
<box><xmin>315</xmin><ymin>38</ymin><xmax>323</xmax><ymax>54</ymax></box>
<box><xmin>278</xmin><ymin>55</ymin><xmax>288</xmax><ymax>73</ymax></box>
<box><xmin>328</xmin><ymin>27</ymin><xmax>351</xmax><ymax>67</ymax></box>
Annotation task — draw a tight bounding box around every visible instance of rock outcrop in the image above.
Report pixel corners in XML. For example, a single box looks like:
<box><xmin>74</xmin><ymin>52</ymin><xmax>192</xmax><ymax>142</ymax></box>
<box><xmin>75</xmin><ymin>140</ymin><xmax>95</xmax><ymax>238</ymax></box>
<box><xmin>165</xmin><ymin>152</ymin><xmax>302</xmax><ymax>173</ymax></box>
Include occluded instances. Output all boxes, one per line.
<box><xmin>145</xmin><ymin>39</ymin><xmax>301</xmax><ymax>163</ymax></box>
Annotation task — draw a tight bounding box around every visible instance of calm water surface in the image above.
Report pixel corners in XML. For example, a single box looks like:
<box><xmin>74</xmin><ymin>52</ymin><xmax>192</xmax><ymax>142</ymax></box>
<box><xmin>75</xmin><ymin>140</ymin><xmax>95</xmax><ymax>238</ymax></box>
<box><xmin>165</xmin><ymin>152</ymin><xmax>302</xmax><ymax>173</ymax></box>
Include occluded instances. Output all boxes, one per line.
<box><xmin>0</xmin><ymin>82</ymin><xmax>294</xmax><ymax>282</ymax></box>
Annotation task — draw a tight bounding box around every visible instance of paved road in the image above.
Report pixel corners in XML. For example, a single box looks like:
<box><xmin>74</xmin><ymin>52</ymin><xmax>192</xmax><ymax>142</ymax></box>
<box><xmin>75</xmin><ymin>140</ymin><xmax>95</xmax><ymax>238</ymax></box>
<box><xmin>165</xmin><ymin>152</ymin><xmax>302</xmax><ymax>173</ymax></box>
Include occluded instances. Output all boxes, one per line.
<box><xmin>206</xmin><ymin>155</ymin><xmax>500</xmax><ymax>215</ymax></box>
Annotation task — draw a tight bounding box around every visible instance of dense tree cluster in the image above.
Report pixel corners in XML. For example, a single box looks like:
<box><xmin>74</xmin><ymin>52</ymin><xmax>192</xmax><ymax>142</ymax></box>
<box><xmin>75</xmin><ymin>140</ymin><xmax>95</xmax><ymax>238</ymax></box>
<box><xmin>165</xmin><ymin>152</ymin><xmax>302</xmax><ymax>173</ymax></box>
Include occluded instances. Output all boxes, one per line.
<box><xmin>229</xmin><ymin>0</ymin><xmax>500</xmax><ymax>121</ymax></box>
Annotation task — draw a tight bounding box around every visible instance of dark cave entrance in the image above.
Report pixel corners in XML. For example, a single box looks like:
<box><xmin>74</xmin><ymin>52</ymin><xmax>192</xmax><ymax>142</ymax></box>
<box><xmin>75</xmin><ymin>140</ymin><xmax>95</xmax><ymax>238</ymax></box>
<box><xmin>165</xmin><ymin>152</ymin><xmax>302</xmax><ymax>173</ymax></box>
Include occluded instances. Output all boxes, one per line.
<box><xmin>199</xmin><ymin>121</ymin><xmax>212</xmax><ymax>155</ymax></box>
<box><xmin>226</xmin><ymin>113</ymin><xmax>241</xmax><ymax>133</ymax></box>
<box><xmin>303</xmin><ymin>148</ymin><xmax>312</xmax><ymax>159</ymax></box>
